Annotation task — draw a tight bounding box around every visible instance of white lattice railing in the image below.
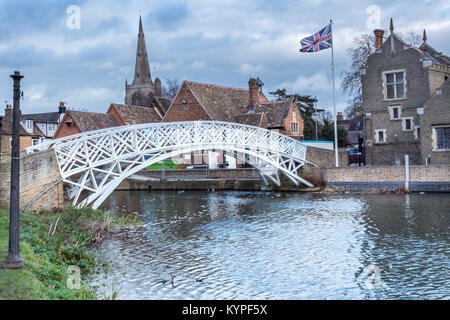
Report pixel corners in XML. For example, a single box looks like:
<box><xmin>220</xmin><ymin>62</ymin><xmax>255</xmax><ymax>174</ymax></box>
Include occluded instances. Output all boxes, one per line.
<box><xmin>26</xmin><ymin>121</ymin><xmax>312</xmax><ymax>208</ymax></box>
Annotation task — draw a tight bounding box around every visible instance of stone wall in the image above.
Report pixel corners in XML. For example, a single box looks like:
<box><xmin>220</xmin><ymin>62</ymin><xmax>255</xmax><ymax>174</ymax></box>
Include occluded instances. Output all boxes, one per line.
<box><xmin>323</xmin><ymin>165</ymin><xmax>450</xmax><ymax>192</ymax></box>
<box><xmin>361</xmin><ymin>33</ymin><xmax>450</xmax><ymax>166</ymax></box>
<box><xmin>306</xmin><ymin>147</ymin><xmax>349</xmax><ymax>168</ymax></box>
<box><xmin>139</xmin><ymin>168</ymin><xmax>260</xmax><ymax>179</ymax></box>
<box><xmin>420</xmin><ymin>80</ymin><xmax>450</xmax><ymax>165</ymax></box>
<box><xmin>0</xmin><ymin>149</ymin><xmax>64</xmax><ymax>212</ymax></box>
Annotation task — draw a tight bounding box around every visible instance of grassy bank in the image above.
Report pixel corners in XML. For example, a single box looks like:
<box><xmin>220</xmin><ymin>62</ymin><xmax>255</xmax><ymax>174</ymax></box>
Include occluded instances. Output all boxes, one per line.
<box><xmin>0</xmin><ymin>207</ymin><xmax>139</xmax><ymax>300</ymax></box>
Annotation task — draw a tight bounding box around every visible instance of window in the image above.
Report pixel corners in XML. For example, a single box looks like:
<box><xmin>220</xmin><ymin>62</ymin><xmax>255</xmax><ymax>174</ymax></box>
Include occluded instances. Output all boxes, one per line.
<box><xmin>20</xmin><ymin>120</ymin><xmax>33</xmax><ymax>131</ymax></box>
<box><xmin>290</xmin><ymin>122</ymin><xmax>299</xmax><ymax>133</ymax></box>
<box><xmin>402</xmin><ymin>117</ymin><xmax>414</xmax><ymax>131</ymax></box>
<box><xmin>388</xmin><ymin>105</ymin><xmax>402</xmax><ymax>120</ymax></box>
<box><xmin>383</xmin><ymin>70</ymin><xmax>406</xmax><ymax>100</ymax></box>
<box><xmin>433</xmin><ymin>126</ymin><xmax>450</xmax><ymax>151</ymax></box>
<box><xmin>293</xmin><ymin>112</ymin><xmax>298</xmax><ymax>121</ymax></box>
<box><xmin>414</xmin><ymin>126</ymin><xmax>421</xmax><ymax>140</ymax></box>
<box><xmin>375</xmin><ymin>129</ymin><xmax>386</xmax><ymax>143</ymax></box>
<box><xmin>48</xmin><ymin>123</ymin><xmax>57</xmax><ymax>132</ymax></box>
<box><xmin>32</xmin><ymin>138</ymin><xmax>39</xmax><ymax>146</ymax></box>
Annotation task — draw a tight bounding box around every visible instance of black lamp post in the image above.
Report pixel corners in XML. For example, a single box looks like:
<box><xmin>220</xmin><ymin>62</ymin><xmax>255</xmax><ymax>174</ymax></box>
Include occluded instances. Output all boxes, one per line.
<box><xmin>3</xmin><ymin>71</ymin><xmax>24</xmax><ymax>270</ymax></box>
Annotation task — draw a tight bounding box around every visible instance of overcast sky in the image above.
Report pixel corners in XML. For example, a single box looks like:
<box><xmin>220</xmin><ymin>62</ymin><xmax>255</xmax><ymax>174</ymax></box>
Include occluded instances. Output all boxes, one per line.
<box><xmin>0</xmin><ymin>0</ymin><xmax>449</xmax><ymax>116</ymax></box>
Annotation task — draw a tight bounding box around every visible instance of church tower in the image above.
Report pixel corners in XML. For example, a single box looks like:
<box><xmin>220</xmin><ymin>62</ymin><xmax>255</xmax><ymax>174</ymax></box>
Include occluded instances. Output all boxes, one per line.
<box><xmin>125</xmin><ymin>16</ymin><xmax>161</xmax><ymax>106</ymax></box>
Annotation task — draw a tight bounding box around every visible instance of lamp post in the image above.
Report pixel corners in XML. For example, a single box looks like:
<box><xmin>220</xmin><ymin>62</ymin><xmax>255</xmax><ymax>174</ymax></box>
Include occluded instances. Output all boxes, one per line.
<box><xmin>313</xmin><ymin>106</ymin><xmax>325</xmax><ymax>141</ymax></box>
<box><xmin>3</xmin><ymin>71</ymin><xmax>24</xmax><ymax>270</ymax></box>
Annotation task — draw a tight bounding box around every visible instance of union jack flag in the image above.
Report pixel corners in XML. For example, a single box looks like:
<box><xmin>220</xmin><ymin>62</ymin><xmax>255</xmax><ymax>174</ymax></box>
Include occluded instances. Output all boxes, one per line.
<box><xmin>300</xmin><ymin>24</ymin><xmax>332</xmax><ymax>52</ymax></box>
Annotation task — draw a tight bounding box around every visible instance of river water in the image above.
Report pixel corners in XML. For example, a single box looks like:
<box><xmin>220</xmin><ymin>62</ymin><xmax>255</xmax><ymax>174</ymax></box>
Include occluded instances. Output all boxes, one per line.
<box><xmin>91</xmin><ymin>190</ymin><xmax>449</xmax><ymax>300</ymax></box>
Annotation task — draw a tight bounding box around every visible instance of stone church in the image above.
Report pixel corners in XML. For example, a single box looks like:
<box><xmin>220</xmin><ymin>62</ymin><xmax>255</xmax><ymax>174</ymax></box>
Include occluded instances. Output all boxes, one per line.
<box><xmin>125</xmin><ymin>17</ymin><xmax>163</xmax><ymax>107</ymax></box>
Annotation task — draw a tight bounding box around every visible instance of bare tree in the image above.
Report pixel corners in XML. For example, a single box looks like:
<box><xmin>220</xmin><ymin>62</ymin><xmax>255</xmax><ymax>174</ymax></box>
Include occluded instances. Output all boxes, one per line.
<box><xmin>406</xmin><ymin>31</ymin><xmax>422</xmax><ymax>47</ymax></box>
<box><xmin>341</xmin><ymin>33</ymin><xmax>381</xmax><ymax>99</ymax></box>
<box><xmin>344</xmin><ymin>95</ymin><xmax>363</xmax><ymax>120</ymax></box>
<box><xmin>162</xmin><ymin>78</ymin><xmax>181</xmax><ymax>99</ymax></box>
<box><xmin>341</xmin><ymin>30</ymin><xmax>423</xmax><ymax>120</ymax></box>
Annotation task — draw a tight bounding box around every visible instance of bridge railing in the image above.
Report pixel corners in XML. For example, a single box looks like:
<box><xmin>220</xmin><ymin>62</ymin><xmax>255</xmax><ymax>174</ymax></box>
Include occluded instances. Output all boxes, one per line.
<box><xmin>26</xmin><ymin>120</ymin><xmax>307</xmax><ymax>161</ymax></box>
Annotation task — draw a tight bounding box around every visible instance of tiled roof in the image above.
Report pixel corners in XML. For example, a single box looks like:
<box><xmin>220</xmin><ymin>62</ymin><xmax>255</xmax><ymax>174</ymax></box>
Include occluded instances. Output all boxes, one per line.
<box><xmin>0</xmin><ymin>113</ymin><xmax>42</xmax><ymax>136</ymax></box>
<box><xmin>255</xmin><ymin>99</ymin><xmax>292</xmax><ymax>128</ymax></box>
<box><xmin>68</xmin><ymin>110</ymin><xmax>120</xmax><ymax>132</ymax></box>
<box><xmin>21</xmin><ymin>112</ymin><xmax>61</xmax><ymax>123</ymax></box>
<box><xmin>109</xmin><ymin>104</ymin><xmax>162</xmax><ymax>125</ymax></box>
<box><xmin>233</xmin><ymin>112</ymin><xmax>267</xmax><ymax>128</ymax></box>
<box><xmin>152</xmin><ymin>97</ymin><xmax>172</xmax><ymax>114</ymax></box>
<box><xmin>185</xmin><ymin>81</ymin><xmax>268</xmax><ymax>122</ymax></box>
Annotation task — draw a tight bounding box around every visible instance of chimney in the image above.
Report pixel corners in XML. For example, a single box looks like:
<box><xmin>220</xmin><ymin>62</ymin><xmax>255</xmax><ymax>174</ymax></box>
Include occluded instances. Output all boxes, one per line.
<box><xmin>374</xmin><ymin>29</ymin><xmax>384</xmax><ymax>50</ymax></box>
<box><xmin>245</xmin><ymin>78</ymin><xmax>259</xmax><ymax>113</ymax></box>
<box><xmin>154</xmin><ymin>77</ymin><xmax>162</xmax><ymax>97</ymax></box>
<box><xmin>4</xmin><ymin>104</ymin><xmax>12</xmax><ymax>117</ymax></box>
<box><xmin>59</xmin><ymin>101</ymin><xmax>67</xmax><ymax>114</ymax></box>
<box><xmin>337</xmin><ymin>112</ymin><xmax>344</xmax><ymax>121</ymax></box>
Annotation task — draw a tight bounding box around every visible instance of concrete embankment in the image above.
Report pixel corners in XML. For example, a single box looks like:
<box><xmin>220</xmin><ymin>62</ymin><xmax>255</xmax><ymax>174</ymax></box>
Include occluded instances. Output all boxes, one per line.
<box><xmin>117</xmin><ymin>168</ymin><xmax>322</xmax><ymax>192</ymax></box>
<box><xmin>117</xmin><ymin>165</ymin><xmax>450</xmax><ymax>193</ymax></box>
<box><xmin>323</xmin><ymin>165</ymin><xmax>450</xmax><ymax>192</ymax></box>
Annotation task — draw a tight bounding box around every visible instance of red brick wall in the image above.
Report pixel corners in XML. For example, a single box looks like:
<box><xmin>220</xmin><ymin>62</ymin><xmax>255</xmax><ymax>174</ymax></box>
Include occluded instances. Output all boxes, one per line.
<box><xmin>163</xmin><ymin>83</ymin><xmax>211</xmax><ymax>122</ymax></box>
<box><xmin>53</xmin><ymin>113</ymin><xmax>81</xmax><ymax>139</ymax></box>
<box><xmin>283</xmin><ymin>101</ymin><xmax>304</xmax><ymax>139</ymax></box>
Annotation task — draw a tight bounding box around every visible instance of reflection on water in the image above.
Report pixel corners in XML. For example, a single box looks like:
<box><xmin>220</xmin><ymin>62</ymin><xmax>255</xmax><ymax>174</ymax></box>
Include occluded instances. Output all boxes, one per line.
<box><xmin>91</xmin><ymin>191</ymin><xmax>450</xmax><ymax>300</ymax></box>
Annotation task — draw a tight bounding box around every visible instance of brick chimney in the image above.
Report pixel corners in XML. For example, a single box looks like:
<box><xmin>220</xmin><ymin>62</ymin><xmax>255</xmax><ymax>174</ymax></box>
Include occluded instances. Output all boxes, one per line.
<box><xmin>4</xmin><ymin>104</ymin><xmax>12</xmax><ymax>117</ymax></box>
<box><xmin>374</xmin><ymin>29</ymin><xmax>384</xmax><ymax>50</ymax></box>
<box><xmin>337</xmin><ymin>112</ymin><xmax>344</xmax><ymax>121</ymax></box>
<box><xmin>59</xmin><ymin>101</ymin><xmax>66</xmax><ymax>114</ymax></box>
<box><xmin>245</xmin><ymin>78</ymin><xmax>259</xmax><ymax>113</ymax></box>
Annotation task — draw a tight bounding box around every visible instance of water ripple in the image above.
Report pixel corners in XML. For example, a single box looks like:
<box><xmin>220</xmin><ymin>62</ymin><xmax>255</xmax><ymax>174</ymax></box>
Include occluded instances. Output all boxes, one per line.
<box><xmin>91</xmin><ymin>191</ymin><xmax>450</xmax><ymax>300</ymax></box>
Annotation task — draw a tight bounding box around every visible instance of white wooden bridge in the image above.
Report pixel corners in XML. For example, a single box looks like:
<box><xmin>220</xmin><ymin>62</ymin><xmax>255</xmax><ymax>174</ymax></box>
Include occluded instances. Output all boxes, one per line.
<box><xmin>26</xmin><ymin>121</ymin><xmax>313</xmax><ymax>209</ymax></box>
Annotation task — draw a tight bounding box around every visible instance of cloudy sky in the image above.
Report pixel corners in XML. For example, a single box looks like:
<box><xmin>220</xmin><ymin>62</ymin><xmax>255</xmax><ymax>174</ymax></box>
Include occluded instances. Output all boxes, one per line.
<box><xmin>0</xmin><ymin>0</ymin><xmax>449</xmax><ymax>115</ymax></box>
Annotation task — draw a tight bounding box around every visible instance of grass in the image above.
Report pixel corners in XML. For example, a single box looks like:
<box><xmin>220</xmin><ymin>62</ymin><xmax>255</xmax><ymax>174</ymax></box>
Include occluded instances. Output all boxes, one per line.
<box><xmin>147</xmin><ymin>159</ymin><xmax>179</xmax><ymax>170</ymax></box>
<box><xmin>0</xmin><ymin>207</ymin><xmax>140</xmax><ymax>300</ymax></box>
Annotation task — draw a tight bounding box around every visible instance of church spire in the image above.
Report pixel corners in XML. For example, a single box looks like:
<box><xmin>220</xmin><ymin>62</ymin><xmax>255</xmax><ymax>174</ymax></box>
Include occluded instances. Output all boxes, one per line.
<box><xmin>132</xmin><ymin>16</ymin><xmax>152</xmax><ymax>86</ymax></box>
<box><xmin>423</xmin><ymin>29</ymin><xmax>427</xmax><ymax>44</ymax></box>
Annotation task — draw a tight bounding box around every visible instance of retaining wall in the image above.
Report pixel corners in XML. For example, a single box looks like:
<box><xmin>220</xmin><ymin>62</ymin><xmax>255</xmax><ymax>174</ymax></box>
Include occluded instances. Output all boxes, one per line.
<box><xmin>323</xmin><ymin>165</ymin><xmax>450</xmax><ymax>192</ymax></box>
<box><xmin>0</xmin><ymin>149</ymin><xmax>64</xmax><ymax>211</ymax></box>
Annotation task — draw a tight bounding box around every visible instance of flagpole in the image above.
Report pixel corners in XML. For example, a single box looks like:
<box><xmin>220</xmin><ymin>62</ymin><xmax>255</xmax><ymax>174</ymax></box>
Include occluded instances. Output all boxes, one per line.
<box><xmin>330</xmin><ymin>19</ymin><xmax>339</xmax><ymax>167</ymax></box>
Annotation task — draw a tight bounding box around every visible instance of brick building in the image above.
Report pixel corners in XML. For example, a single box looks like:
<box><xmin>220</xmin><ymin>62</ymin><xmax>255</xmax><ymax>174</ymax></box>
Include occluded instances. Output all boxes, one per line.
<box><xmin>53</xmin><ymin>110</ymin><xmax>120</xmax><ymax>139</ymax></box>
<box><xmin>337</xmin><ymin>112</ymin><xmax>364</xmax><ymax>147</ymax></box>
<box><xmin>420</xmin><ymin>80</ymin><xmax>450</xmax><ymax>164</ymax></box>
<box><xmin>361</xmin><ymin>19</ymin><xmax>450</xmax><ymax>165</ymax></box>
<box><xmin>1</xmin><ymin>102</ymin><xmax>66</xmax><ymax>153</ymax></box>
<box><xmin>1</xmin><ymin>105</ymin><xmax>42</xmax><ymax>154</ymax></box>
<box><xmin>163</xmin><ymin>78</ymin><xmax>304</xmax><ymax>139</ymax></box>
<box><xmin>107</xmin><ymin>103</ymin><xmax>162</xmax><ymax>125</ymax></box>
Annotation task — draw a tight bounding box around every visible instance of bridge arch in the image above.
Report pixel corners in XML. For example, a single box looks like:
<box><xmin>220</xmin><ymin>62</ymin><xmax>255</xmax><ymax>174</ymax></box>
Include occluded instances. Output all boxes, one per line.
<box><xmin>27</xmin><ymin>121</ymin><xmax>314</xmax><ymax>209</ymax></box>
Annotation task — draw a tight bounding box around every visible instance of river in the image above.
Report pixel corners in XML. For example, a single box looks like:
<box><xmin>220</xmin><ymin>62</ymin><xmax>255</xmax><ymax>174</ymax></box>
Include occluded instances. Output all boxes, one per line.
<box><xmin>90</xmin><ymin>190</ymin><xmax>449</xmax><ymax>300</ymax></box>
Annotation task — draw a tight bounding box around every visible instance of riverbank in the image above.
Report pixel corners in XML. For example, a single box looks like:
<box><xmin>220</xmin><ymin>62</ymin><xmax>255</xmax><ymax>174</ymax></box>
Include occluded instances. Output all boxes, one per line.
<box><xmin>0</xmin><ymin>207</ymin><xmax>139</xmax><ymax>300</ymax></box>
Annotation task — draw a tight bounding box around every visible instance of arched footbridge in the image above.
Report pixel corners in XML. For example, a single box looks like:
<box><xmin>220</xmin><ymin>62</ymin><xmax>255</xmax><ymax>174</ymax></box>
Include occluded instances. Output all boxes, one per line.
<box><xmin>26</xmin><ymin>121</ymin><xmax>315</xmax><ymax>209</ymax></box>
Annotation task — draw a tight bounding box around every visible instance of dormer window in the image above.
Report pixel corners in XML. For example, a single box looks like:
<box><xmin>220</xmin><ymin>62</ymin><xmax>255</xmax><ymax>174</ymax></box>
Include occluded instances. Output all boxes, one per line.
<box><xmin>383</xmin><ymin>70</ymin><xmax>406</xmax><ymax>100</ymax></box>
<box><xmin>21</xmin><ymin>120</ymin><xmax>33</xmax><ymax>131</ymax></box>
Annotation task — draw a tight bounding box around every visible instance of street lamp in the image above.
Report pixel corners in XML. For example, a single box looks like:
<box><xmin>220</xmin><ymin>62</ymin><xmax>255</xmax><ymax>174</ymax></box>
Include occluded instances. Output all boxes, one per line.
<box><xmin>3</xmin><ymin>71</ymin><xmax>24</xmax><ymax>270</ymax></box>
